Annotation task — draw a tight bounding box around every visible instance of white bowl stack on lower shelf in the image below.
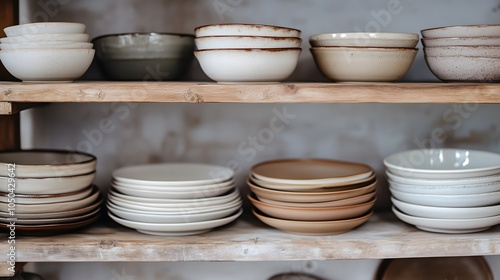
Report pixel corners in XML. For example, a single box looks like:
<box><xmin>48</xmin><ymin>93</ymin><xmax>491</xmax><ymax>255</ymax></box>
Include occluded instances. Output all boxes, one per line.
<box><xmin>107</xmin><ymin>163</ymin><xmax>243</xmax><ymax>236</ymax></box>
<box><xmin>384</xmin><ymin>148</ymin><xmax>500</xmax><ymax>233</ymax></box>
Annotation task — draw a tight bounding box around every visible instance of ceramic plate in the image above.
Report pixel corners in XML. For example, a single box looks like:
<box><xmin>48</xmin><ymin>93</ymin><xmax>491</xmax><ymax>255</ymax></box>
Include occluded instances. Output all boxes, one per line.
<box><xmin>384</xmin><ymin>149</ymin><xmax>500</xmax><ymax>179</ymax></box>
<box><xmin>111</xmin><ymin>178</ymin><xmax>235</xmax><ymax>192</ymax></box>
<box><xmin>108</xmin><ymin>208</ymin><xmax>243</xmax><ymax>236</ymax></box>
<box><xmin>253</xmin><ymin>209</ymin><xmax>372</xmax><ymax>235</ymax></box>
<box><xmin>390</xmin><ymin>187</ymin><xmax>500</xmax><ymax>207</ymax></box>
<box><xmin>250</xmin><ymin>173</ymin><xmax>376</xmax><ymax>191</ymax></box>
<box><xmin>0</xmin><ymin>150</ymin><xmax>96</xmax><ymax>178</ymax></box>
<box><xmin>258</xmin><ymin>191</ymin><xmax>376</xmax><ymax>208</ymax></box>
<box><xmin>392</xmin><ymin>206</ymin><xmax>500</xmax><ymax>233</ymax></box>
<box><xmin>386</xmin><ymin>171</ymin><xmax>500</xmax><ymax>186</ymax></box>
<box><xmin>251</xmin><ymin>159</ymin><xmax>373</xmax><ymax>185</ymax></box>
<box><xmin>0</xmin><ymin>185</ymin><xmax>93</xmax><ymax>204</ymax></box>
<box><xmin>378</xmin><ymin>256</ymin><xmax>493</xmax><ymax>280</ymax></box>
<box><xmin>0</xmin><ymin>172</ymin><xmax>95</xmax><ymax>194</ymax></box>
<box><xmin>112</xmin><ymin>163</ymin><xmax>234</xmax><ymax>186</ymax></box>
<box><xmin>0</xmin><ymin>207</ymin><xmax>101</xmax><ymax>225</ymax></box>
<box><xmin>388</xmin><ymin>178</ymin><xmax>500</xmax><ymax>195</ymax></box>
<box><xmin>112</xmin><ymin>183</ymin><xmax>235</xmax><ymax>199</ymax></box>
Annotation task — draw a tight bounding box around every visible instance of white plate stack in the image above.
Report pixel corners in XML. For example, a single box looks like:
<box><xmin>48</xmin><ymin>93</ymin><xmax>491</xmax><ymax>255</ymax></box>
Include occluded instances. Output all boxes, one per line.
<box><xmin>107</xmin><ymin>163</ymin><xmax>242</xmax><ymax>236</ymax></box>
<box><xmin>384</xmin><ymin>148</ymin><xmax>500</xmax><ymax>233</ymax></box>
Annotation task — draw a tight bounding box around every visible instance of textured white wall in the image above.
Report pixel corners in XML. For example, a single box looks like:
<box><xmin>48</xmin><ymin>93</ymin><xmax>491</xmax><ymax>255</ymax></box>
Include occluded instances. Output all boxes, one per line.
<box><xmin>17</xmin><ymin>0</ymin><xmax>500</xmax><ymax>279</ymax></box>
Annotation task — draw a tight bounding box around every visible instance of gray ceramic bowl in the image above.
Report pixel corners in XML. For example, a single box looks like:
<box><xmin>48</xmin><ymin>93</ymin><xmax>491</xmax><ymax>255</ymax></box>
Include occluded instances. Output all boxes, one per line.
<box><xmin>92</xmin><ymin>33</ymin><xmax>195</xmax><ymax>81</ymax></box>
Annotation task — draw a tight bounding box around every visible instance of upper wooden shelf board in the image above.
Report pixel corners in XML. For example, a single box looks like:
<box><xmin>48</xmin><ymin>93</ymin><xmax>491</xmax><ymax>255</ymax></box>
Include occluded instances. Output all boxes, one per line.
<box><xmin>1</xmin><ymin>82</ymin><xmax>500</xmax><ymax>105</ymax></box>
<box><xmin>5</xmin><ymin>213</ymin><xmax>500</xmax><ymax>262</ymax></box>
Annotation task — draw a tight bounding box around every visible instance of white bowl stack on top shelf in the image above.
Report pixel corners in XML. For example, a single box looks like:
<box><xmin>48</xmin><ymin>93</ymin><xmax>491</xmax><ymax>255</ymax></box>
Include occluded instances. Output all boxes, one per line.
<box><xmin>421</xmin><ymin>24</ymin><xmax>500</xmax><ymax>82</ymax></box>
<box><xmin>247</xmin><ymin>159</ymin><xmax>377</xmax><ymax>235</ymax></box>
<box><xmin>0</xmin><ymin>22</ymin><xmax>94</xmax><ymax>82</ymax></box>
<box><xmin>384</xmin><ymin>148</ymin><xmax>500</xmax><ymax>233</ymax></box>
<box><xmin>107</xmin><ymin>163</ymin><xmax>243</xmax><ymax>236</ymax></box>
<box><xmin>194</xmin><ymin>23</ymin><xmax>302</xmax><ymax>83</ymax></box>
<box><xmin>0</xmin><ymin>150</ymin><xmax>102</xmax><ymax>236</ymax></box>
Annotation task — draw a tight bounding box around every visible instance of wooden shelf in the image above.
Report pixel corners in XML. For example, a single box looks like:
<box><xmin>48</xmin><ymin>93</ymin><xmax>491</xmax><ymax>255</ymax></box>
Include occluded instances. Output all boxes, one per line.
<box><xmin>6</xmin><ymin>212</ymin><xmax>500</xmax><ymax>262</ymax></box>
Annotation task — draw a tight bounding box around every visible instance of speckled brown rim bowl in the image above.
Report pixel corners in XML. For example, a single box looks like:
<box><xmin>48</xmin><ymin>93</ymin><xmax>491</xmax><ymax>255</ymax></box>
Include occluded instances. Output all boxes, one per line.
<box><xmin>195</xmin><ymin>24</ymin><xmax>301</xmax><ymax>38</ymax></box>
<box><xmin>195</xmin><ymin>36</ymin><xmax>302</xmax><ymax>50</ymax></box>
<box><xmin>421</xmin><ymin>24</ymin><xmax>500</xmax><ymax>38</ymax></box>
<box><xmin>424</xmin><ymin>55</ymin><xmax>500</xmax><ymax>82</ymax></box>
<box><xmin>309</xmin><ymin>32</ymin><xmax>419</xmax><ymax>48</ymax></box>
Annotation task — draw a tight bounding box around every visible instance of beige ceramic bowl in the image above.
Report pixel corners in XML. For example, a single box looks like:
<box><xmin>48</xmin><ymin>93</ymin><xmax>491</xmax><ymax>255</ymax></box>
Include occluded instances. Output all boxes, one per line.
<box><xmin>425</xmin><ymin>56</ymin><xmax>500</xmax><ymax>82</ymax></box>
<box><xmin>0</xmin><ymin>172</ymin><xmax>95</xmax><ymax>194</ymax></box>
<box><xmin>249</xmin><ymin>194</ymin><xmax>375</xmax><ymax>221</ymax></box>
<box><xmin>195</xmin><ymin>24</ymin><xmax>301</xmax><ymax>38</ymax></box>
<box><xmin>310</xmin><ymin>32</ymin><xmax>419</xmax><ymax>48</ymax></box>
<box><xmin>421</xmin><ymin>37</ymin><xmax>500</xmax><ymax>47</ymax></box>
<box><xmin>424</xmin><ymin>46</ymin><xmax>500</xmax><ymax>57</ymax></box>
<box><xmin>195</xmin><ymin>36</ymin><xmax>301</xmax><ymax>50</ymax></box>
<box><xmin>253</xmin><ymin>209</ymin><xmax>373</xmax><ymax>235</ymax></box>
<box><xmin>0</xmin><ymin>185</ymin><xmax>93</xmax><ymax>204</ymax></box>
<box><xmin>248</xmin><ymin>179</ymin><xmax>377</xmax><ymax>203</ymax></box>
<box><xmin>421</xmin><ymin>24</ymin><xmax>500</xmax><ymax>38</ymax></box>
<box><xmin>4</xmin><ymin>22</ymin><xmax>86</xmax><ymax>37</ymax></box>
<box><xmin>310</xmin><ymin>47</ymin><xmax>417</xmax><ymax>82</ymax></box>
<box><xmin>258</xmin><ymin>191</ymin><xmax>376</xmax><ymax>208</ymax></box>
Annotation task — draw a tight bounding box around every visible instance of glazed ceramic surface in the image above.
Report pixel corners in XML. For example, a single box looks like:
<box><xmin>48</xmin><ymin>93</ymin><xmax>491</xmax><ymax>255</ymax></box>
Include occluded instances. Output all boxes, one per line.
<box><xmin>388</xmin><ymin>179</ymin><xmax>500</xmax><ymax>195</ymax></box>
<box><xmin>309</xmin><ymin>32</ymin><xmax>419</xmax><ymax>48</ymax></box>
<box><xmin>195</xmin><ymin>36</ymin><xmax>301</xmax><ymax>50</ymax></box>
<box><xmin>258</xmin><ymin>191</ymin><xmax>376</xmax><ymax>208</ymax></box>
<box><xmin>195</xmin><ymin>24</ymin><xmax>301</xmax><ymax>37</ymax></box>
<box><xmin>421</xmin><ymin>24</ymin><xmax>500</xmax><ymax>38</ymax></box>
<box><xmin>0</xmin><ymin>172</ymin><xmax>95</xmax><ymax>195</ymax></box>
<box><xmin>425</xmin><ymin>56</ymin><xmax>500</xmax><ymax>82</ymax></box>
<box><xmin>386</xmin><ymin>171</ymin><xmax>500</xmax><ymax>186</ymax></box>
<box><xmin>389</xmin><ymin>187</ymin><xmax>500</xmax><ymax>207</ymax></box>
<box><xmin>0</xmin><ymin>185</ymin><xmax>93</xmax><ymax>204</ymax></box>
<box><xmin>0</xmin><ymin>33</ymin><xmax>89</xmax><ymax>43</ymax></box>
<box><xmin>424</xmin><ymin>46</ymin><xmax>500</xmax><ymax>57</ymax></box>
<box><xmin>421</xmin><ymin>36</ymin><xmax>500</xmax><ymax>47</ymax></box>
<box><xmin>4</xmin><ymin>22</ymin><xmax>86</xmax><ymax>36</ymax></box>
<box><xmin>250</xmin><ymin>173</ymin><xmax>376</xmax><ymax>191</ymax></box>
<box><xmin>0</xmin><ymin>42</ymin><xmax>93</xmax><ymax>50</ymax></box>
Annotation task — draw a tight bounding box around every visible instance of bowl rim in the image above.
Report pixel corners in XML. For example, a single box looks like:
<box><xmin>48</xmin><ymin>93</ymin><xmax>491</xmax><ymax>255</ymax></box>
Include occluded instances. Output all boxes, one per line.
<box><xmin>423</xmin><ymin>45</ymin><xmax>500</xmax><ymax>49</ymax></box>
<box><xmin>0</xmin><ymin>149</ymin><xmax>96</xmax><ymax>167</ymax></box>
<box><xmin>91</xmin><ymin>32</ymin><xmax>195</xmax><ymax>43</ymax></box>
<box><xmin>195</xmin><ymin>47</ymin><xmax>302</xmax><ymax>53</ymax></box>
<box><xmin>422</xmin><ymin>36</ymin><xmax>500</xmax><ymax>41</ymax></box>
<box><xmin>195</xmin><ymin>35</ymin><xmax>302</xmax><ymax>40</ymax></box>
<box><xmin>310</xmin><ymin>32</ymin><xmax>419</xmax><ymax>40</ymax></box>
<box><xmin>421</xmin><ymin>24</ymin><xmax>500</xmax><ymax>33</ymax></box>
<box><xmin>310</xmin><ymin>46</ymin><xmax>418</xmax><ymax>51</ymax></box>
<box><xmin>194</xmin><ymin>23</ymin><xmax>301</xmax><ymax>33</ymax></box>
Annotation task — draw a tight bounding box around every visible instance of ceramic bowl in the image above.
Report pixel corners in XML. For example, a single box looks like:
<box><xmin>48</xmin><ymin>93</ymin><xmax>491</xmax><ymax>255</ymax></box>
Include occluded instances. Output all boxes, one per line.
<box><xmin>4</xmin><ymin>22</ymin><xmax>86</xmax><ymax>36</ymax></box>
<box><xmin>112</xmin><ymin>183</ymin><xmax>235</xmax><ymax>199</ymax></box>
<box><xmin>0</xmin><ymin>150</ymin><xmax>96</xmax><ymax>178</ymax></box>
<box><xmin>195</xmin><ymin>48</ymin><xmax>300</xmax><ymax>83</ymax></box>
<box><xmin>389</xmin><ymin>187</ymin><xmax>500</xmax><ymax>207</ymax></box>
<box><xmin>424</xmin><ymin>56</ymin><xmax>500</xmax><ymax>82</ymax></box>
<box><xmin>0</xmin><ymin>42</ymin><xmax>93</xmax><ymax>50</ymax></box>
<box><xmin>421</xmin><ymin>24</ymin><xmax>500</xmax><ymax>38</ymax></box>
<box><xmin>386</xmin><ymin>171</ymin><xmax>500</xmax><ymax>186</ymax></box>
<box><xmin>1</xmin><ymin>207</ymin><xmax>101</xmax><ymax>225</ymax></box>
<box><xmin>258</xmin><ymin>191</ymin><xmax>376</xmax><ymax>208</ymax></box>
<box><xmin>195</xmin><ymin>24</ymin><xmax>301</xmax><ymax>38</ymax></box>
<box><xmin>195</xmin><ymin>36</ymin><xmax>301</xmax><ymax>50</ymax></box>
<box><xmin>0</xmin><ymin>48</ymin><xmax>95</xmax><ymax>82</ymax></box>
<box><xmin>309</xmin><ymin>32</ymin><xmax>419</xmax><ymax>48</ymax></box>
<box><xmin>392</xmin><ymin>206</ymin><xmax>500</xmax><ymax>233</ymax></box>
<box><xmin>0</xmin><ymin>172</ymin><xmax>95</xmax><ymax>194</ymax></box>
<box><xmin>249</xmin><ymin>194</ymin><xmax>375</xmax><ymax>221</ymax></box>
<box><xmin>250</xmin><ymin>173</ymin><xmax>376</xmax><ymax>191</ymax></box>
<box><xmin>0</xmin><ymin>33</ymin><xmax>89</xmax><ymax>43</ymax></box>
<box><xmin>253</xmin><ymin>209</ymin><xmax>372</xmax><ymax>235</ymax></box>
<box><xmin>92</xmin><ymin>33</ymin><xmax>195</xmax><ymax>81</ymax></box>
<box><xmin>392</xmin><ymin>197</ymin><xmax>500</xmax><ymax>219</ymax></box>
<box><xmin>310</xmin><ymin>47</ymin><xmax>417</xmax><ymax>82</ymax></box>
<box><xmin>248</xmin><ymin>179</ymin><xmax>377</xmax><ymax>203</ymax></box>
<box><xmin>421</xmin><ymin>37</ymin><xmax>500</xmax><ymax>47</ymax></box>
<box><xmin>0</xmin><ymin>185</ymin><xmax>93</xmax><ymax>204</ymax></box>
<box><xmin>384</xmin><ymin>149</ymin><xmax>500</xmax><ymax>179</ymax></box>
<box><xmin>424</xmin><ymin>46</ymin><xmax>500</xmax><ymax>57</ymax></box>
<box><xmin>388</xmin><ymin>179</ymin><xmax>500</xmax><ymax>195</ymax></box>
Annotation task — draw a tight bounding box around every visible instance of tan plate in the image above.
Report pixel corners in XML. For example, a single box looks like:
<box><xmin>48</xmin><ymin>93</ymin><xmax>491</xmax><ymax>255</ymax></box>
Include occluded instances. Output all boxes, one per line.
<box><xmin>253</xmin><ymin>209</ymin><xmax>373</xmax><ymax>235</ymax></box>
<box><xmin>251</xmin><ymin>158</ymin><xmax>373</xmax><ymax>185</ymax></box>
<box><xmin>248</xmin><ymin>179</ymin><xmax>377</xmax><ymax>203</ymax></box>
<box><xmin>377</xmin><ymin>256</ymin><xmax>493</xmax><ymax>280</ymax></box>
<box><xmin>258</xmin><ymin>191</ymin><xmax>376</xmax><ymax>208</ymax></box>
<box><xmin>249</xmin><ymin>193</ymin><xmax>376</xmax><ymax>221</ymax></box>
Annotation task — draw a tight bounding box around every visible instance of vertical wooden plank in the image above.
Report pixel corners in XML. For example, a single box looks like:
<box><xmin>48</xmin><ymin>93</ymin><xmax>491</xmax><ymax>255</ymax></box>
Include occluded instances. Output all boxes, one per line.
<box><xmin>0</xmin><ymin>114</ymin><xmax>20</xmax><ymax>150</ymax></box>
<box><xmin>0</xmin><ymin>0</ymin><xmax>19</xmax><ymax>81</ymax></box>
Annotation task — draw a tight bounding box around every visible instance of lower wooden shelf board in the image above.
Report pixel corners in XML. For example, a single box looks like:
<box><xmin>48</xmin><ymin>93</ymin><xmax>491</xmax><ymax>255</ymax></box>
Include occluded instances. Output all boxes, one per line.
<box><xmin>4</xmin><ymin>212</ymin><xmax>500</xmax><ymax>262</ymax></box>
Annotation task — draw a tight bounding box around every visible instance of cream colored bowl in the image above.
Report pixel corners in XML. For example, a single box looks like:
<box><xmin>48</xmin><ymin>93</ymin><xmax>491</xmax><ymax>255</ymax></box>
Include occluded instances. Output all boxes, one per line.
<box><xmin>421</xmin><ymin>24</ymin><xmax>500</xmax><ymax>38</ymax></box>
<box><xmin>424</xmin><ymin>46</ymin><xmax>500</xmax><ymax>57</ymax></box>
<box><xmin>0</xmin><ymin>33</ymin><xmax>89</xmax><ymax>43</ymax></box>
<box><xmin>0</xmin><ymin>42</ymin><xmax>93</xmax><ymax>50</ymax></box>
<box><xmin>4</xmin><ymin>22</ymin><xmax>86</xmax><ymax>37</ymax></box>
<box><xmin>310</xmin><ymin>47</ymin><xmax>417</xmax><ymax>82</ymax></box>
<box><xmin>195</xmin><ymin>36</ymin><xmax>301</xmax><ymax>50</ymax></box>
<box><xmin>0</xmin><ymin>172</ymin><xmax>95</xmax><ymax>194</ymax></box>
<box><xmin>422</xmin><ymin>37</ymin><xmax>500</xmax><ymax>47</ymax></box>
<box><xmin>195</xmin><ymin>24</ymin><xmax>301</xmax><ymax>37</ymax></box>
<box><xmin>0</xmin><ymin>185</ymin><xmax>93</xmax><ymax>204</ymax></box>
<box><xmin>425</xmin><ymin>56</ymin><xmax>500</xmax><ymax>82</ymax></box>
<box><xmin>310</xmin><ymin>32</ymin><xmax>419</xmax><ymax>48</ymax></box>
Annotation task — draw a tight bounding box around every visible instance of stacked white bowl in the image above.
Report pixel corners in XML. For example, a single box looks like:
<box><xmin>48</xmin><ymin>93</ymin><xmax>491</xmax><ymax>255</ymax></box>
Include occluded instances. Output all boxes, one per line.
<box><xmin>384</xmin><ymin>148</ymin><xmax>500</xmax><ymax>233</ymax></box>
<box><xmin>194</xmin><ymin>23</ymin><xmax>302</xmax><ymax>83</ymax></box>
<box><xmin>0</xmin><ymin>150</ymin><xmax>101</xmax><ymax>236</ymax></box>
<box><xmin>421</xmin><ymin>24</ymin><xmax>500</xmax><ymax>82</ymax></box>
<box><xmin>107</xmin><ymin>163</ymin><xmax>243</xmax><ymax>236</ymax></box>
<box><xmin>309</xmin><ymin>32</ymin><xmax>419</xmax><ymax>82</ymax></box>
<box><xmin>0</xmin><ymin>22</ymin><xmax>94</xmax><ymax>82</ymax></box>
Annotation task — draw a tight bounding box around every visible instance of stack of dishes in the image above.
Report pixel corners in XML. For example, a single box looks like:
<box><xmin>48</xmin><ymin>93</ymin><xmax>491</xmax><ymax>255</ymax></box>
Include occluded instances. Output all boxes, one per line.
<box><xmin>0</xmin><ymin>150</ymin><xmax>102</xmax><ymax>235</ymax></box>
<box><xmin>421</xmin><ymin>24</ymin><xmax>500</xmax><ymax>82</ymax></box>
<box><xmin>384</xmin><ymin>148</ymin><xmax>500</xmax><ymax>233</ymax></box>
<box><xmin>247</xmin><ymin>159</ymin><xmax>377</xmax><ymax>235</ymax></box>
<box><xmin>194</xmin><ymin>23</ymin><xmax>302</xmax><ymax>83</ymax></box>
<box><xmin>0</xmin><ymin>22</ymin><xmax>94</xmax><ymax>82</ymax></box>
<box><xmin>309</xmin><ymin>32</ymin><xmax>419</xmax><ymax>82</ymax></box>
<box><xmin>107</xmin><ymin>163</ymin><xmax>243</xmax><ymax>236</ymax></box>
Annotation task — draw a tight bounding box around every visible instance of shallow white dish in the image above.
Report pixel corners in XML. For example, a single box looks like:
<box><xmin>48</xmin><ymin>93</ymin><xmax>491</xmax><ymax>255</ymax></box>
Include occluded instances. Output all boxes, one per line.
<box><xmin>0</xmin><ymin>42</ymin><xmax>93</xmax><ymax>50</ymax></box>
<box><xmin>424</xmin><ymin>56</ymin><xmax>500</xmax><ymax>82</ymax></box>
<box><xmin>0</xmin><ymin>33</ymin><xmax>89</xmax><ymax>43</ymax></box>
<box><xmin>0</xmin><ymin>150</ymin><xmax>96</xmax><ymax>178</ymax></box>
<box><xmin>195</xmin><ymin>24</ymin><xmax>301</xmax><ymax>37</ymax></box>
<box><xmin>392</xmin><ymin>206</ymin><xmax>500</xmax><ymax>233</ymax></box>
<box><xmin>421</xmin><ymin>37</ymin><xmax>500</xmax><ymax>47</ymax></box>
<box><xmin>195</xmin><ymin>36</ymin><xmax>301</xmax><ymax>50</ymax></box>
<box><xmin>384</xmin><ymin>149</ymin><xmax>500</xmax><ymax>179</ymax></box>
<box><xmin>386</xmin><ymin>171</ymin><xmax>500</xmax><ymax>186</ymax></box>
<box><xmin>424</xmin><ymin>46</ymin><xmax>500</xmax><ymax>58</ymax></box>
<box><xmin>4</xmin><ymin>22</ymin><xmax>86</xmax><ymax>37</ymax></box>
<box><xmin>0</xmin><ymin>172</ymin><xmax>95</xmax><ymax>195</ymax></box>
<box><xmin>388</xmin><ymin>179</ymin><xmax>500</xmax><ymax>195</ymax></box>
<box><xmin>392</xmin><ymin>197</ymin><xmax>500</xmax><ymax>219</ymax></box>
<box><xmin>421</xmin><ymin>24</ymin><xmax>500</xmax><ymax>38</ymax></box>
<box><xmin>112</xmin><ymin>163</ymin><xmax>233</xmax><ymax>186</ymax></box>
<box><xmin>0</xmin><ymin>185</ymin><xmax>93</xmax><ymax>204</ymax></box>
<box><xmin>111</xmin><ymin>182</ymin><xmax>235</xmax><ymax>199</ymax></box>
<box><xmin>108</xmin><ymin>208</ymin><xmax>243</xmax><ymax>236</ymax></box>
<box><xmin>309</xmin><ymin>32</ymin><xmax>419</xmax><ymax>48</ymax></box>
<box><xmin>389</xmin><ymin>187</ymin><xmax>500</xmax><ymax>207</ymax></box>
<box><xmin>111</xmin><ymin>178</ymin><xmax>234</xmax><ymax>192</ymax></box>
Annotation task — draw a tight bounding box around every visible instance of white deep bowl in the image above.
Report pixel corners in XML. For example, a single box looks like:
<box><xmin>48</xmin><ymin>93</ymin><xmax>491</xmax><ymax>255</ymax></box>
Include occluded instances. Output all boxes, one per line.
<box><xmin>384</xmin><ymin>149</ymin><xmax>500</xmax><ymax>179</ymax></box>
<box><xmin>389</xmin><ymin>187</ymin><xmax>500</xmax><ymax>207</ymax></box>
<box><xmin>195</xmin><ymin>24</ymin><xmax>301</xmax><ymax>37</ymax></box>
<box><xmin>4</xmin><ymin>22</ymin><xmax>86</xmax><ymax>37</ymax></box>
<box><xmin>0</xmin><ymin>172</ymin><xmax>95</xmax><ymax>194</ymax></box>
<box><xmin>195</xmin><ymin>36</ymin><xmax>301</xmax><ymax>50</ymax></box>
<box><xmin>310</xmin><ymin>47</ymin><xmax>417</xmax><ymax>82</ymax></box>
<box><xmin>0</xmin><ymin>33</ymin><xmax>89</xmax><ymax>43</ymax></box>
<box><xmin>424</xmin><ymin>46</ymin><xmax>500</xmax><ymax>57</ymax></box>
<box><xmin>0</xmin><ymin>48</ymin><xmax>95</xmax><ymax>82</ymax></box>
<box><xmin>386</xmin><ymin>171</ymin><xmax>500</xmax><ymax>186</ymax></box>
<box><xmin>195</xmin><ymin>48</ymin><xmax>301</xmax><ymax>83</ymax></box>
<box><xmin>388</xmin><ymin>179</ymin><xmax>500</xmax><ymax>195</ymax></box>
<box><xmin>421</xmin><ymin>37</ymin><xmax>500</xmax><ymax>47</ymax></box>
<box><xmin>0</xmin><ymin>42</ymin><xmax>93</xmax><ymax>50</ymax></box>
<box><xmin>425</xmin><ymin>56</ymin><xmax>500</xmax><ymax>82</ymax></box>
<box><xmin>309</xmin><ymin>32</ymin><xmax>419</xmax><ymax>48</ymax></box>
<box><xmin>421</xmin><ymin>24</ymin><xmax>500</xmax><ymax>38</ymax></box>
<box><xmin>392</xmin><ymin>197</ymin><xmax>500</xmax><ymax>219</ymax></box>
